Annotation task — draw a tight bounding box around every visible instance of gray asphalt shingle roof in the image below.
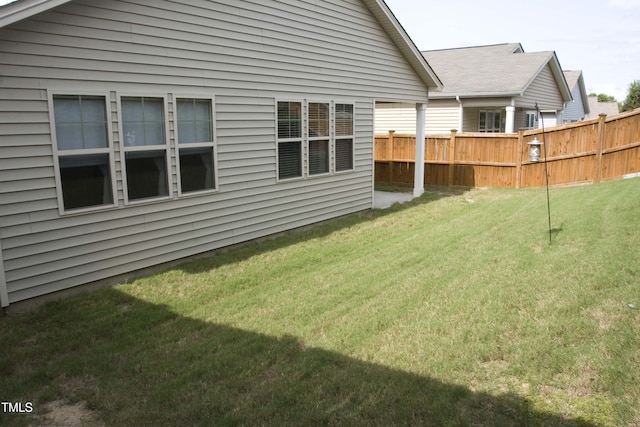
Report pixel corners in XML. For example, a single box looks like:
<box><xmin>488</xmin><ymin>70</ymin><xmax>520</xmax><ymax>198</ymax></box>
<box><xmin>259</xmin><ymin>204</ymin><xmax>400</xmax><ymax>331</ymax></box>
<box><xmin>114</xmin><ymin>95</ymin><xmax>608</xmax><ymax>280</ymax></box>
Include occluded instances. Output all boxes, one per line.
<box><xmin>422</xmin><ymin>43</ymin><xmax>561</xmax><ymax>98</ymax></box>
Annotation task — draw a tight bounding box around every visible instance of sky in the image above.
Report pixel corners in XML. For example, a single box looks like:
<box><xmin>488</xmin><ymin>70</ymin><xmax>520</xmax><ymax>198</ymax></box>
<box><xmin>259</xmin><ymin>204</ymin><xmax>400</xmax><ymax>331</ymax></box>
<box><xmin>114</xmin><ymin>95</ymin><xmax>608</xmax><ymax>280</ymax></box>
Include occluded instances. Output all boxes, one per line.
<box><xmin>1</xmin><ymin>0</ymin><xmax>638</xmax><ymax>101</ymax></box>
<box><xmin>385</xmin><ymin>0</ymin><xmax>640</xmax><ymax>102</ymax></box>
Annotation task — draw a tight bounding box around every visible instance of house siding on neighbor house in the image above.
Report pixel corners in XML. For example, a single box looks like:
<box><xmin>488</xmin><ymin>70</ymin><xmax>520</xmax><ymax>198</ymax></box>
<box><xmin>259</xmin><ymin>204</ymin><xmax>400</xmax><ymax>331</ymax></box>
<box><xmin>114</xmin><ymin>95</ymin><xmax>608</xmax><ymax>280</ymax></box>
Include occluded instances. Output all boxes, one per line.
<box><xmin>563</xmin><ymin>86</ymin><xmax>586</xmax><ymax>122</ymax></box>
<box><xmin>0</xmin><ymin>0</ymin><xmax>432</xmax><ymax>306</ymax></box>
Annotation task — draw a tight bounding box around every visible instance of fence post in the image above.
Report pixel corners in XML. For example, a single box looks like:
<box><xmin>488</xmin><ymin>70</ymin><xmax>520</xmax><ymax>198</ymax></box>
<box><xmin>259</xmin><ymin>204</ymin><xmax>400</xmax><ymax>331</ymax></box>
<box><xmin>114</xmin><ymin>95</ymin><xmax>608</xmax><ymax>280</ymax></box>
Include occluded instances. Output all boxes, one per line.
<box><xmin>387</xmin><ymin>130</ymin><xmax>395</xmax><ymax>184</ymax></box>
<box><xmin>595</xmin><ymin>114</ymin><xmax>606</xmax><ymax>183</ymax></box>
<box><xmin>515</xmin><ymin>129</ymin><xmax>524</xmax><ymax>189</ymax></box>
<box><xmin>448</xmin><ymin>129</ymin><xmax>457</xmax><ymax>187</ymax></box>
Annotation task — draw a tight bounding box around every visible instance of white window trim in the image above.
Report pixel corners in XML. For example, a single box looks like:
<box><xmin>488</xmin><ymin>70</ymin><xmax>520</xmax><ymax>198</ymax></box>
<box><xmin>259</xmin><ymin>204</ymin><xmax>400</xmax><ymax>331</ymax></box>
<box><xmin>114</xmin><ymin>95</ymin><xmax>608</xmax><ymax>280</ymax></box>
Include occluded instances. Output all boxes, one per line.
<box><xmin>117</xmin><ymin>93</ymin><xmax>172</xmax><ymax>205</ymax></box>
<box><xmin>48</xmin><ymin>90</ymin><xmax>117</xmax><ymax>215</ymax></box>
<box><xmin>276</xmin><ymin>99</ymin><xmax>356</xmax><ymax>182</ymax></box>
<box><xmin>173</xmin><ymin>94</ymin><xmax>218</xmax><ymax>197</ymax></box>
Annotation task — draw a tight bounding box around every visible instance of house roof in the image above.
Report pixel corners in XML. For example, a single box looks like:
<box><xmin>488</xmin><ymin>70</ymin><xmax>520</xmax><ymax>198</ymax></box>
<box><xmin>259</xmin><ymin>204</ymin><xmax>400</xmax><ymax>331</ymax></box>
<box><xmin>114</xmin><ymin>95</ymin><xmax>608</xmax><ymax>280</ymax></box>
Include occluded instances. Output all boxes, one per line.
<box><xmin>421</xmin><ymin>43</ymin><xmax>572</xmax><ymax>102</ymax></box>
<box><xmin>563</xmin><ymin>70</ymin><xmax>590</xmax><ymax>114</ymax></box>
<box><xmin>0</xmin><ymin>0</ymin><xmax>442</xmax><ymax>91</ymax></box>
<box><xmin>586</xmin><ymin>96</ymin><xmax>619</xmax><ymax>119</ymax></box>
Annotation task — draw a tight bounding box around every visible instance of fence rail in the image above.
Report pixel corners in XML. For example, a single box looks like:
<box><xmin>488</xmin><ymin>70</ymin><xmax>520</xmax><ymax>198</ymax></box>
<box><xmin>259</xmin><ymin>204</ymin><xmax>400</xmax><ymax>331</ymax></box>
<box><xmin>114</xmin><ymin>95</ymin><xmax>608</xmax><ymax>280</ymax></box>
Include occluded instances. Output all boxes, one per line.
<box><xmin>374</xmin><ymin>109</ymin><xmax>640</xmax><ymax>188</ymax></box>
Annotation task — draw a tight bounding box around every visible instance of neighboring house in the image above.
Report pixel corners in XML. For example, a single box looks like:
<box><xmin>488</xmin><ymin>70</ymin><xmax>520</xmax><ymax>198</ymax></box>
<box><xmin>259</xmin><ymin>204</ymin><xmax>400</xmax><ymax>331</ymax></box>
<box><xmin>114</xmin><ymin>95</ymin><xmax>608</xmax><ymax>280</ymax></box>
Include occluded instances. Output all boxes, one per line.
<box><xmin>562</xmin><ymin>70</ymin><xmax>590</xmax><ymax>123</ymax></box>
<box><xmin>375</xmin><ymin>43</ymin><xmax>573</xmax><ymax>134</ymax></box>
<box><xmin>0</xmin><ymin>0</ymin><xmax>441</xmax><ymax>307</ymax></box>
<box><xmin>585</xmin><ymin>96</ymin><xmax>620</xmax><ymax>119</ymax></box>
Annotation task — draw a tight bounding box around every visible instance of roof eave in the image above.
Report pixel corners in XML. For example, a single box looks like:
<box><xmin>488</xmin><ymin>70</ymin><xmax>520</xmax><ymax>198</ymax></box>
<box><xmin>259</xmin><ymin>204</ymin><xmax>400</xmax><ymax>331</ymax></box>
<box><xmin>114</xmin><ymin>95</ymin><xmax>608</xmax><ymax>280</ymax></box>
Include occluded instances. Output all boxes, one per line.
<box><xmin>0</xmin><ymin>0</ymin><xmax>72</xmax><ymax>28</ymax></box>
<box><xmin>429</xmin><ymin>91</ymin><xmax>522</xmax><ymax>99</ymax></box>
<box><xmin>577</xmin><ymin>73</ymin><xmax>590</xmax><ymax>113</ymax></box>
<box><xmin>522</xmin><ymin>52</ymin><xmax>573</xmax><ymax>104</ymax></box>
<box><xmin>362</xmin><ymin>0</ymin><xmax>442</xmax><ymax>91</ymax></box>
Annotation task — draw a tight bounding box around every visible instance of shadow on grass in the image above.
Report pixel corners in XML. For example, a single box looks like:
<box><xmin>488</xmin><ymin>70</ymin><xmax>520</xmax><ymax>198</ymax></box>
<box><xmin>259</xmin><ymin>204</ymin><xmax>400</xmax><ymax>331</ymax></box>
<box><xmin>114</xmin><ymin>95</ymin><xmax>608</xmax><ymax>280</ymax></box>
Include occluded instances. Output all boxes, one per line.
<box><xmin>1</xmin><ymin>290</ymin><xmax>595</xmax><ymax>426</ymax></box>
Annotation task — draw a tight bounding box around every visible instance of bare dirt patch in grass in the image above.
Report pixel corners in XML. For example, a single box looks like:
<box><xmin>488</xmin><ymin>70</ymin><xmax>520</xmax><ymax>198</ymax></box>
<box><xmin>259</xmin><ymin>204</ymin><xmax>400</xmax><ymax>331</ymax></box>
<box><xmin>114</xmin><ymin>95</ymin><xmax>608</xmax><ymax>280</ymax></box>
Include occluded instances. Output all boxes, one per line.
<box><xmin>40</xmin><ymin>400</ymin><xmax>103</xmax><ymax>427</ymax></box>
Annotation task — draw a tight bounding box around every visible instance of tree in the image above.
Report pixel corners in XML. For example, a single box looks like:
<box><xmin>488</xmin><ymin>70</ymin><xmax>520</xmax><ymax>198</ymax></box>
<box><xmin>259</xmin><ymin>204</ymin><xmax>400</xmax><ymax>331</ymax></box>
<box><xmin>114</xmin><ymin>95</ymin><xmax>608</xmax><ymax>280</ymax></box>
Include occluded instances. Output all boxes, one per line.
<box><xmin>621</xmin><ymin>80</ymin><xmax>640</xmax><ymax>112</ymax></box>
<box><xmin>588</xmin><ymin>92</ymin><xmax>617</xmax><ymax>103</ymax></box>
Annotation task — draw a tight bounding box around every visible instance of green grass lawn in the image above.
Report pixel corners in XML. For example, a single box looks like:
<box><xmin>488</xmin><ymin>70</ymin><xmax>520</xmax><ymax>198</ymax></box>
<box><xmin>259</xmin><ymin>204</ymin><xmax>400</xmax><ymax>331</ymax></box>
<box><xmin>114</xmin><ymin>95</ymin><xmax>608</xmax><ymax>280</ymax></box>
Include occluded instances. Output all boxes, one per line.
<box><xmin>1</xmin><ymin>179</ymin><xmax>639</xmax><ymax>426</ymax></box>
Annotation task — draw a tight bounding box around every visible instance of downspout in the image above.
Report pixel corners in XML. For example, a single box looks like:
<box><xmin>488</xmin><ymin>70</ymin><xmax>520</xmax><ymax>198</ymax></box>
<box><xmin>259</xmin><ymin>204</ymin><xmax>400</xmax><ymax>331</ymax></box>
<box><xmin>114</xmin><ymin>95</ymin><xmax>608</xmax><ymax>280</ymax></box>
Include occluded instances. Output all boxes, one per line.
<box><xmin>456</xmin><ymin>96</ymin><xmax>463</xmax><ymax>132</ymax></box>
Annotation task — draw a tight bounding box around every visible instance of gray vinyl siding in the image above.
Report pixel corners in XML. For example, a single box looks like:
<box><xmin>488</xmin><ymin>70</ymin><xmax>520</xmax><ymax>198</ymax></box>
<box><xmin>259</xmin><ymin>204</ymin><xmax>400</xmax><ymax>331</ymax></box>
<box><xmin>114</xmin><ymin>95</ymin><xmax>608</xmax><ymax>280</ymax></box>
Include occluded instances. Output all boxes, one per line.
<box><xmin>563</xmin><ymin>84</ymin><xmax>586</xmax><ymax>122</ymax></box>
<box><xmin>517</xmin><ymin>64</ymin><xmax>565</xmax><ymax>110</ymax></box>
<box><xmin>0</xmin><ymin>0</ymin><xmax>428</xmax><ymax>305</ymax></box>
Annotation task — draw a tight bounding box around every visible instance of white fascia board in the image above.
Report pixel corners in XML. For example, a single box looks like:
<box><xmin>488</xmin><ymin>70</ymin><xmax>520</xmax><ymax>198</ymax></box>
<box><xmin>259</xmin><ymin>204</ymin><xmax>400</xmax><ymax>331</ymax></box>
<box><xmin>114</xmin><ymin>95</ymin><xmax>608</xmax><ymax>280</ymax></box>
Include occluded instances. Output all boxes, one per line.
<box><xmin>0</xmin><ymin>0</ymin><xmax>73</xmax><ymax>29</ymax></box>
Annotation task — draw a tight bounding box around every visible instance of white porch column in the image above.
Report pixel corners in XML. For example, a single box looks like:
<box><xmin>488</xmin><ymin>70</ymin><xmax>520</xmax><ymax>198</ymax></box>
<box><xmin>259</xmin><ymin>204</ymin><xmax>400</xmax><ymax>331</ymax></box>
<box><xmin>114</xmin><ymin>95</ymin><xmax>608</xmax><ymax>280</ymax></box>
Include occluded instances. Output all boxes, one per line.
<box><xmin>505</xmin><ymin>105</ymin><xmax>516</xmax><ymax>133</ymax></box>
<box><xmin>414</xmin><ymin>102</ymin><xmax>427</xmax><ymax>197</ymax></box>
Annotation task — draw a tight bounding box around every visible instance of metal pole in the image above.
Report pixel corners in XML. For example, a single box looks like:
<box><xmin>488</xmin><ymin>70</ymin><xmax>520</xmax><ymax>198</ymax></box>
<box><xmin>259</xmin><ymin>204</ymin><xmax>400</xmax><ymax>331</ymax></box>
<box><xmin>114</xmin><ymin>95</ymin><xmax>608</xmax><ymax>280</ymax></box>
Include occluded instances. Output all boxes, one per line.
<box><xmin>536</xmin><ymin>103</ymin><xmax>552</xmax><ymax>244</ymax></box>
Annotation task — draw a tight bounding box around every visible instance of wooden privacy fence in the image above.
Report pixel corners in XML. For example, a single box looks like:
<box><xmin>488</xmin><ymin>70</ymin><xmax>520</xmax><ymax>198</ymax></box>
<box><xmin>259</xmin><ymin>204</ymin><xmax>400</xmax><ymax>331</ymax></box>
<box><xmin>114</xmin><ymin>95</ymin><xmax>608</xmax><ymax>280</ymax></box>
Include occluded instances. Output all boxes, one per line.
<box><xmin>375</xmin><ymin>108</ymin><xmax>640</xmax><ymax>188</ymax></box>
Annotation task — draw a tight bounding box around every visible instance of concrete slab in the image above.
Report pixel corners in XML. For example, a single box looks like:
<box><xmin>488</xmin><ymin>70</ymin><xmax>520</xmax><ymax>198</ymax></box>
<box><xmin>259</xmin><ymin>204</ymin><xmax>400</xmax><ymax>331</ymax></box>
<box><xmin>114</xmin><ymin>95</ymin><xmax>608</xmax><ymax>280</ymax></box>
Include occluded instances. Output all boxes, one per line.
<box><xmin>373</xmin><ymin>191</ymin><xmax>414</xmax><ymax>209</ymax></box>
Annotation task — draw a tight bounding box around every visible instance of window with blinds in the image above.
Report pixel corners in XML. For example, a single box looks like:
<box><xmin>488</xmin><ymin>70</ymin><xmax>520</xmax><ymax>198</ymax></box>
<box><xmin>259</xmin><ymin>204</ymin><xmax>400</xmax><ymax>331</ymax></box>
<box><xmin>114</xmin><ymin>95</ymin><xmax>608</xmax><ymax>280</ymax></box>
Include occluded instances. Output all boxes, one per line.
<box><xmin>277</xmin><ymin>101</ymin><xmax>303</xmax><ymax>180</ymax></box>
<box><xmin>335</xmin><ymin>103</ymin><xmax>354</xmax><ymax>172</ymax></box>
<box><xmin>276</xmin><ymin>100</ymin><xmax>355</xmax><ymax>180</ymax></box>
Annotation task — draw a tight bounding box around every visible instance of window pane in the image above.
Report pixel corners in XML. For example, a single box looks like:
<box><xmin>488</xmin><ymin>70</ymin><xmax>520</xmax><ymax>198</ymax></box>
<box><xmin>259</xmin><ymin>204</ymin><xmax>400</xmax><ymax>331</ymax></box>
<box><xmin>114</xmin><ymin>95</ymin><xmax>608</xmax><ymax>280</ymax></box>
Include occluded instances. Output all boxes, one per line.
<box><xmin>122</xmin><ymin>97</ymin><xmax>165</xmax><ymax>147</ymax></box>
<box><xmin>83</xmin><ymin>123</ymin><xmax>108</xmax><ymax>149</ymax></box>
<box><xmin>336</xmin><ymin>104</ymin><xmax>353</xmax><ymax>136</ymax></box>
<box><xmin>309</xmin><ymin>103</ymin><xmax>329</xmax><ymax>137</ymax></box>
<box><xmin>179</xmin><ymin>147</ymin><xmax>215</xmax><ymax>193</ymax></box>
<box><xmin>479</xmin><ymin>112</ymin><xmax>486</xmax><ymax>130</ymax></box>
<box><xmin>196</xmin><ymin>121</ymin><xmax>212</xmax><ymax>142</ymax></box>
<box><xmin>123</xmin><ymin>123</ymin><xmax>145</xmax><ymax>147</ymax></box>
<box><xmin>143</xmin><ymin>98</ymin><xmax>163</xmax><ymax>121</ymax></box>
<box><xmin>177</xmin><ymin>99</ymin><xmax>195</xmax><ymax>122</ymax></box>
<box><xmin>54</xmin><ymin>95</ymin><xmax>108</xmax><ymax>150</ymax></box>
<box><xmin>177</xmin><ymin>125</ymin><xmax>196</xmax><ymax>145</ymax></box>
<box><xmin>195</xmin><ymin>99</ymin><xmax>211</xmax><ymax>121</ymax></box>
<box><xmin>59</xmin><ymin>154</ymin><xmax>112</xmax><ymax>210</ymax></box>
<box><xmin>56</xmin><ymin>124</ymin><xmax>84</xmax><ymax>150</ymax></box>
<box><xmin>122</xmin><ymin>98</ymin><xmax>144</xmax><ymax>121</ymax></box>
<box><xmin>177</xmin><ymin>99</ymin><xmax>213</xmax><ymax>144</ymax></box>
<box><xmin>336</xmin><ymin>138</ymin><xmax>353</xmax><ymax>171</ymax></box>
<box><xmin>277</xmin><ymin>101</ymin><xmax>301</xmax><ymax>139</ymax></box>
<box><xmin>82</xmin><ymin>97</ymin><xmax>107</xmax><ymax>122</ymax></box>
<box><xmin>144</xmin><ymin>122</ymin><xmax>165</xmax><ymax>146</ymax></box>
<box><xmin>125</xmin><ymin>150</ymin><xmax>168</xmax><ymax>200</ymax></box>
<box><xmin>309</xmin><ymin>139</ymin><xmax>329</xmax><ymax>175</ymax></box>
<box><xmin>278</xmin><ymin>141</ymin><xmax>302</xmax><ymax>179</ymax></box>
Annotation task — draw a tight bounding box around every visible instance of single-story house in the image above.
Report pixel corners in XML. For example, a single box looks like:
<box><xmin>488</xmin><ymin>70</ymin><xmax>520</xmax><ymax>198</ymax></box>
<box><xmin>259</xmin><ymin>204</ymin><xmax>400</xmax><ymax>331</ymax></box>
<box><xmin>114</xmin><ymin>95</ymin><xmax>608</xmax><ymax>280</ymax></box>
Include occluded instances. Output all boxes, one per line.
<box><xmin>0</xmin><ymin>0</ymin><xmax>441</xmax><ymax>308</ymax></box>
<box><xmin>375</xmin><ymin>43</ymin><xmax>573</xmax><ymax>134</ymax></box>
<box><xmin>585</xmin><ymin>96</ymin><xmax>620</xmax><ymax>119</ymax></box>
<box><xmin>562</xmin><ymin>70</ymin><xmax>590</xmax><ymax>123</ymax></box>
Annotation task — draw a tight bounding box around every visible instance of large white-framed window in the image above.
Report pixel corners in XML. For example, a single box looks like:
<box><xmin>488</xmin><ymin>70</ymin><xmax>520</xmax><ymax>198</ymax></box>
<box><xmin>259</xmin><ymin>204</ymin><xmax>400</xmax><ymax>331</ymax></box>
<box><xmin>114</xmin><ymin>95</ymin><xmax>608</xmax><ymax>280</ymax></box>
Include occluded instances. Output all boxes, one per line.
<box><xmin>479</xmin><ymin>110</ymin><xmax>504</xmax><ymax>133</ymax></box>
<box><xmin>335</xmin><ymin>103</ymin><xmax>354</xmax><ymax>172</ymax></box>
<box><xmin>175</xmin><ymin>97</ymin><xmax>217</xmax><ymax>195</ymax></box>
<box><xmin>277</xmin><ymin>101</ymin><xmax>303</xmax><ymax>180</ymax></box>
<box><xmin>50</xmin><ymin>93</ymin><xmax>116</xmax><ymax>213</ymax></box>
<box><xmin>120</xmin><ymin>96</ymin><xmax>170</xmax><ymax>202</ymax></box>
<box><xmin>276</xmin><ymin>99</ymin><xmax>356</xmax><ymax>180</ymax></box>
<box><xmin>308</xmin><ymin>102</ymin><xmax>330</xmax><ymax>176</ymax></box>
